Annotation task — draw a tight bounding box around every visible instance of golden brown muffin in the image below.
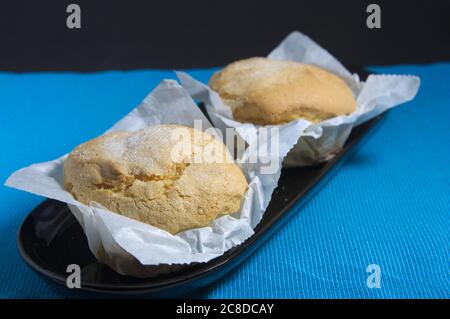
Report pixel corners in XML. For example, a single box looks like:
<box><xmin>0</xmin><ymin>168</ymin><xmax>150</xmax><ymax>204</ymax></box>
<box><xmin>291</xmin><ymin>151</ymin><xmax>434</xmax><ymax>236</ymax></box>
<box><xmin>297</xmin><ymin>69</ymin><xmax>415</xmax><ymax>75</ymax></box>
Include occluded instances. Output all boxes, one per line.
<box><xmin>209</xmin><ymin>57</ymin><xmax>356</xmax><ymax>124</ymax></box>
<box><xmin>64</xmin><ymin>125</ymin><xmax>248</xmax><ymax>234</ymax></box>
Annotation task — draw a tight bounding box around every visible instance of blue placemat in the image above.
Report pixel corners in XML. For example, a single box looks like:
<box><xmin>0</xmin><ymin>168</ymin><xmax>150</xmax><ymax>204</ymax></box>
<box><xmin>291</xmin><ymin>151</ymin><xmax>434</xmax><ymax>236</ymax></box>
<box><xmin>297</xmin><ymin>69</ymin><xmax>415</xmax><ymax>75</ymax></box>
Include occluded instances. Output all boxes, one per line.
<box><xmin>0</xmin><ymin>64</ymin><xmax>449</xmax><ymax>298</ymax></box>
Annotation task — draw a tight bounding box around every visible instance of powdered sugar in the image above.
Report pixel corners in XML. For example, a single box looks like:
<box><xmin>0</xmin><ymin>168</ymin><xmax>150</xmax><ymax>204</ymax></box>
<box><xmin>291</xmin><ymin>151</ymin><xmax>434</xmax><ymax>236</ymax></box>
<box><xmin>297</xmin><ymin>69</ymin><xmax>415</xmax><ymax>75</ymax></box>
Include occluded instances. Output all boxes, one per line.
<box><xmin>101</xmin><ymin>125</ymin><xmax>192</xmax><ymax>172</ymax></box>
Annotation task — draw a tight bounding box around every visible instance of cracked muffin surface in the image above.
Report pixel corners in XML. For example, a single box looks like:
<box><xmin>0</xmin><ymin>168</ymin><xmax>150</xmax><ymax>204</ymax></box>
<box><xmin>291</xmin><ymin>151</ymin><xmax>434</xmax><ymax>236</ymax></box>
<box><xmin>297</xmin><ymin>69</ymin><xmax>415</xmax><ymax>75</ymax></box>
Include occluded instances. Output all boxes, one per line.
<box><xmin>63</xmin><ymin>124</ymin><xmax>248</xmax><ymax>234</ymax></box>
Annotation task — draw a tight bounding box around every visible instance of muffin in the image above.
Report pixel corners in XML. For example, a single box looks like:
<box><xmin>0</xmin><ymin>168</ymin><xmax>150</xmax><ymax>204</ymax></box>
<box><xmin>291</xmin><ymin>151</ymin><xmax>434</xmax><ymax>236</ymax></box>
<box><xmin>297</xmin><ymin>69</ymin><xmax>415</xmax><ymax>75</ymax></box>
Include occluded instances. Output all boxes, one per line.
<box><xmin>209</xmin><ymin>57</ymin><xmax>356</xmax><ymax>125</ymax></box>
<box><xmin>63</xmin><ymin>125</ymin><xmax>248</xmax><ymax>234</ymax></box>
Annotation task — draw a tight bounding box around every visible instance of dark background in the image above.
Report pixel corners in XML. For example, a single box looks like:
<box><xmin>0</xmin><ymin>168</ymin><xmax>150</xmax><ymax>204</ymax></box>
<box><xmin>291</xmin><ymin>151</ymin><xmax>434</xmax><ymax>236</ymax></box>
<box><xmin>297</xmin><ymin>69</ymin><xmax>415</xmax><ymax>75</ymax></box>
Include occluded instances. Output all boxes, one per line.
<box><xmin>1</xmin><ymin>0</ymin><xmax>449</xmax><ymax>72</ymax></box>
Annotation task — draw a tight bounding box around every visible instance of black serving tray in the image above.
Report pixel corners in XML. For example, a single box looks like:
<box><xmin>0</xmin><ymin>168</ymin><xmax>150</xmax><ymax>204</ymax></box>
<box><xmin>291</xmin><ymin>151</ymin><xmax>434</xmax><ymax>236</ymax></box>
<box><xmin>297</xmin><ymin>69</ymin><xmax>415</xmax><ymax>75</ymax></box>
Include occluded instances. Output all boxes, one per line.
<box><xmin>17</xmin><ymin>68</ymin><xmax>383</xmax><ymax>298</ymax></box>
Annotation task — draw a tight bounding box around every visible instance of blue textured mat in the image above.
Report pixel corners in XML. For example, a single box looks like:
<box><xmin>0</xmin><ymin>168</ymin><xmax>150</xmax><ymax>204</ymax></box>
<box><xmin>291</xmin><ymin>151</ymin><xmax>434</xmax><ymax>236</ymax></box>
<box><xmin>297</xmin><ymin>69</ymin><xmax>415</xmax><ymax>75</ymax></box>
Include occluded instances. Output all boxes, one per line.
<box><xmin>0</xmin><ymin>64</ymin><xmax>448</xmax><ymax>298</ymax></box>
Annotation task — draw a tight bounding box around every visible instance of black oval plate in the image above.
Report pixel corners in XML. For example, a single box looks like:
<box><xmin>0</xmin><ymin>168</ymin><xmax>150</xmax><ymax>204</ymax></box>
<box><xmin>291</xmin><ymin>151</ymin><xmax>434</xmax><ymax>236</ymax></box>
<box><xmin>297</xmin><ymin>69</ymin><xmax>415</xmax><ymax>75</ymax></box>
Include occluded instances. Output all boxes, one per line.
<box><xmin>17</xmin><ymin>69</ymin><xmax>384</xmax><ymax>298</ymax></box>
<box><xmin>17</xmin><ymin>114</ymin><xmax>383</xmax><ymax>298</ymax></box>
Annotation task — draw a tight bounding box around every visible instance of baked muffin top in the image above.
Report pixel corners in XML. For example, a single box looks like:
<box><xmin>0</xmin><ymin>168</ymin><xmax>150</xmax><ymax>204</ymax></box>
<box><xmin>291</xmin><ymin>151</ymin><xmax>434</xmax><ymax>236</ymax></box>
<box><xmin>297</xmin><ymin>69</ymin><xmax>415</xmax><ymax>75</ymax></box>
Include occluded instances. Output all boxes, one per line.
<box><xmin>209</xmin><ymin>57</ymin><xmax>356</xmax><ymax>125</ymax></box>
<box><xmin>64</xmin><ymin>125</ymin><xmax>248</xmax><ymax>234</ymax></box>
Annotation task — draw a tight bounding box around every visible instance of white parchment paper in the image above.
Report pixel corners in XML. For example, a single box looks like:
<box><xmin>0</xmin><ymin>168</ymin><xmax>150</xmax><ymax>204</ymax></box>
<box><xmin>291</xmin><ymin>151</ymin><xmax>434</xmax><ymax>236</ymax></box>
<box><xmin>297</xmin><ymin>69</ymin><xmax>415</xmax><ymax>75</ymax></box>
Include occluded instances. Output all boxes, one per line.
<box><xmin>177</xmin><ymin>31</ymin><xmax>421</xmax><ymax>166</ymax></box>
<box><xmin>5</xmin><ymin>80</ymin><xmax>309</xmax><ymax>277</ymax></box>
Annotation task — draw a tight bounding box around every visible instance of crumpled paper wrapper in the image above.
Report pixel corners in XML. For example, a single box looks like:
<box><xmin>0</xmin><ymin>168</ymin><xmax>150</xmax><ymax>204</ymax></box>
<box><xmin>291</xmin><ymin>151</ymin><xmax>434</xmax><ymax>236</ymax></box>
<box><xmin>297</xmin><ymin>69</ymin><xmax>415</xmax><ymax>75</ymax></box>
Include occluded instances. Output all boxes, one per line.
<box><xmin>177</xmin><ymin>31</ymin><xmax>421</xmax><ymax>166</ymax></box>
<box><xmin>5</xmin><ymin>80</ymin><xmax>310</xmax><ymax>277</ymax></box>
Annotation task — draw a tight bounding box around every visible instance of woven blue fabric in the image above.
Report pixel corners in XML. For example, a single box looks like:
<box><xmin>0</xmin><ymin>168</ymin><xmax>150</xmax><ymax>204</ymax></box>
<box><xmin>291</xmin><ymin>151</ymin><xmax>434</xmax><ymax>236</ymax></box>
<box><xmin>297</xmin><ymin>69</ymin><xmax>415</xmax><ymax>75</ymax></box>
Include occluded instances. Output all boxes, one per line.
<box><xmin>0</xmin><ymin>64</ymin><xmax>448</xmax><ymax>298</ymax></box>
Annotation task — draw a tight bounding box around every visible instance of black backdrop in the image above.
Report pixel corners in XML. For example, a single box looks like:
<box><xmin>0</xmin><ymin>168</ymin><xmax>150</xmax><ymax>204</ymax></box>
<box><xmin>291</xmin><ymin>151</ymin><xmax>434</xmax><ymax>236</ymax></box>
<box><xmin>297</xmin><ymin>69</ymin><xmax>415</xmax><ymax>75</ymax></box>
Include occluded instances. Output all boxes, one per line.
<box><xmin>1</xmin><ymin>0</ymin><xmax>450</xmax><ymax>71</ymax></box>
